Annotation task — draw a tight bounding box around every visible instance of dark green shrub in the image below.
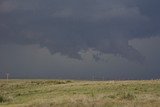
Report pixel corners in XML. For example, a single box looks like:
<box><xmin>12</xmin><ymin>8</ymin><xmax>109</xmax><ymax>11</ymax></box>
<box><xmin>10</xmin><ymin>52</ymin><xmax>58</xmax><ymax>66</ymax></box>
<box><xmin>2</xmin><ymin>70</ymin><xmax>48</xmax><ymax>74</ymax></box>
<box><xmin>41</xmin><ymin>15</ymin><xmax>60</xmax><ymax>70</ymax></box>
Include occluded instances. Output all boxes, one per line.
<box><xmin>0</xmin><ymin>95</ymin><xmax>13</xmax><ymax>103</ymax></box>
<box><xmin>0</xmin><ymin>95</ymin><xmax>5</xmax><ymax>103</ymax></box>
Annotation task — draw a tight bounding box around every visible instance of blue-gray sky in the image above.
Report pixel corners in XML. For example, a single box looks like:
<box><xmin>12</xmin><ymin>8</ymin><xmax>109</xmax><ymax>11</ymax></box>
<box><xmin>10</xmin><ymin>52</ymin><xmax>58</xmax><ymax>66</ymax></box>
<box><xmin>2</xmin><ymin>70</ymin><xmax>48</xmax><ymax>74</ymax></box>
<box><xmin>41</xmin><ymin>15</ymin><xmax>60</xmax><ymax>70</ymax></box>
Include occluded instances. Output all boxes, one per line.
<box><xmin>0</xmin><ymin>0</ymin><xmax>160</xmax><ymax>80</ymax></box>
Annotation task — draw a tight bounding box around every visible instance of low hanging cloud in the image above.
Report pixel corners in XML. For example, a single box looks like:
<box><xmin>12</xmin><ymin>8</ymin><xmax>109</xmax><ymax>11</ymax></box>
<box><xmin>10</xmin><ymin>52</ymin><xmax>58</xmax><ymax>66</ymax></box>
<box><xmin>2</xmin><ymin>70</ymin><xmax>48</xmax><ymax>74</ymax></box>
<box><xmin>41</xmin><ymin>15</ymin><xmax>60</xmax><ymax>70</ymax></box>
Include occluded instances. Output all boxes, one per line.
<box><xmin>0</xmin><ymin>0</ymin><xmax>160</xmax><ymax>63</ymax></box>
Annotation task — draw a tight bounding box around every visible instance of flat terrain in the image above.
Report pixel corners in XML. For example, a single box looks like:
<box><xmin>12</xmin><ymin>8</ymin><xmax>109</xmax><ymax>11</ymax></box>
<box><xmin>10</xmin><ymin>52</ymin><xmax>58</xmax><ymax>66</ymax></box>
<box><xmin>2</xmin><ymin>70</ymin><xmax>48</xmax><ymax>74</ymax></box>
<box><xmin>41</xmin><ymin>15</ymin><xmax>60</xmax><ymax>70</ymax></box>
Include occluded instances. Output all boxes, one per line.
<box><xmin>0</xmin><ymin>80</ymin><xmax>160</xmax><ymax>107</ymax></box>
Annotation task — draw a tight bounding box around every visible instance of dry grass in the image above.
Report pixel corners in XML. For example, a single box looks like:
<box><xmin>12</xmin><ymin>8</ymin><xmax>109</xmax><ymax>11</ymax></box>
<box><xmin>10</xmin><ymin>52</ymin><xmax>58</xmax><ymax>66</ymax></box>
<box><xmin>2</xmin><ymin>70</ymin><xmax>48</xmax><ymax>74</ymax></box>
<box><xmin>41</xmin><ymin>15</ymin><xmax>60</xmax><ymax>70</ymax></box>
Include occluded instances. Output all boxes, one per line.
<box><xmin>0</xmin><ymin>80</ymin><xmax>160</xmax><ymax>107</ymax></box>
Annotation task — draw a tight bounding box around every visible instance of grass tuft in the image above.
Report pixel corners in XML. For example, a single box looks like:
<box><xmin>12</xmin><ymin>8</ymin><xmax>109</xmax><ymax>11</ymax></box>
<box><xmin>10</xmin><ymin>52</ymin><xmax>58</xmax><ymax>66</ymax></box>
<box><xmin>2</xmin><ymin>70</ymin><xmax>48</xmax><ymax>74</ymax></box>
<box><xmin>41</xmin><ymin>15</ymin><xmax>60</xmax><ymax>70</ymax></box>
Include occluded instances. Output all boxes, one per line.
<box><xmin>117</xmin><ymin>92</ymin><xmax>136</xmax><ymax>100</ymax></box>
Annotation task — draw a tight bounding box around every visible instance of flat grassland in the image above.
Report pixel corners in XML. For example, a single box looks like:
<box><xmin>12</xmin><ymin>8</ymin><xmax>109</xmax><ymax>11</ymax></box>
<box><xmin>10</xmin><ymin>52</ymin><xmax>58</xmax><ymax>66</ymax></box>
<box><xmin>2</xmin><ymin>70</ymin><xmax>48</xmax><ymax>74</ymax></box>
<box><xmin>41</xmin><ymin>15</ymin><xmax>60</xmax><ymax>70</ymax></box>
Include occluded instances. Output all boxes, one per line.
<box><xmin>0</xmin><ymin>80</ymin><xmax>160</xmax><ymax>107</ymax></box>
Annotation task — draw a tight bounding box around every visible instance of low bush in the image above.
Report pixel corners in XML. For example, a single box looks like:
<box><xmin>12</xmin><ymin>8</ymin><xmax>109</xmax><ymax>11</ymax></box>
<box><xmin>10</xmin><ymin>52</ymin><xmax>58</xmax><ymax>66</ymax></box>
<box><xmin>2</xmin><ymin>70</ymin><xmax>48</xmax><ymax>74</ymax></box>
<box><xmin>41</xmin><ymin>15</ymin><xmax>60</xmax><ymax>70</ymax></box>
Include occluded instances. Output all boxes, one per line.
<box><xmin>0</xmin><ymin>95</ymin><xmax>5</xmax><ymax>103</ymax></box>
<box><xmin>0</xmin><ymin>95</ymin><xmax>13</xmax><ymax>103</ymax></box>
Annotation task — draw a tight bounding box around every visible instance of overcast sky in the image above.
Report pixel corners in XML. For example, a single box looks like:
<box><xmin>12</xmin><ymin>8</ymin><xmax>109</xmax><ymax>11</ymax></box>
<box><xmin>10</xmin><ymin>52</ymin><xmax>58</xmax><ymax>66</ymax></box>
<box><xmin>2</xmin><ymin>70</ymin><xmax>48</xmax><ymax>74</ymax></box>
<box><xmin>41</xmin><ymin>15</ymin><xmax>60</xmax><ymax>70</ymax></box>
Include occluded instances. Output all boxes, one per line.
<box><xmin>0</xmin><ymin>0</ymin><xmax>160</xmax><ymax>80</ymax></box>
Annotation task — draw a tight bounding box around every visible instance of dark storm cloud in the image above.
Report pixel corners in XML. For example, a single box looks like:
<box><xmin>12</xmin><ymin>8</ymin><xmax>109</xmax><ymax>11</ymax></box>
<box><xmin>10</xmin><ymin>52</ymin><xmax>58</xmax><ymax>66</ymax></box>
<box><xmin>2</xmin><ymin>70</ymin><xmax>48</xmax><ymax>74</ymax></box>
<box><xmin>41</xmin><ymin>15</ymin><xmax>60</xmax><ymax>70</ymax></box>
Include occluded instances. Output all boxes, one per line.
<box><xmin>0</xmin><ymin>0</ymin><xmax>159</xmax><ymax>62</ymax></box>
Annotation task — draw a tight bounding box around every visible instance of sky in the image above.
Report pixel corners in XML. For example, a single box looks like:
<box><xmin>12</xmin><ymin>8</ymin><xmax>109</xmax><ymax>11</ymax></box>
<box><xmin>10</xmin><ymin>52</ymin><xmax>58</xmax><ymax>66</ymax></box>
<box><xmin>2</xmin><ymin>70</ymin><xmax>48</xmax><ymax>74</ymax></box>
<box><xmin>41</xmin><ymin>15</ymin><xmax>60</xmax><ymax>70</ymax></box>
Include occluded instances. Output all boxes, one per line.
<box><xmin>0</xmin><ymin>0</ymin><xmax>160</xmax><ymax>80</ymax></box>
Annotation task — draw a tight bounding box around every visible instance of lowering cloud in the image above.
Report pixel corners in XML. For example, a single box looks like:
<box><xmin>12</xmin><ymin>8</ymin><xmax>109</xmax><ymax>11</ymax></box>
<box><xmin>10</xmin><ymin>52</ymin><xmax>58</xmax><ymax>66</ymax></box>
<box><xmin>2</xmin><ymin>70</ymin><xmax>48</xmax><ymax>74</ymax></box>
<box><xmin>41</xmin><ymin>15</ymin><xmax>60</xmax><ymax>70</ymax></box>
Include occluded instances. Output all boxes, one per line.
<box><xmin>0</xmin><ymin>0</ymin><xmax>160</xmax><ymax>63</ymax></box>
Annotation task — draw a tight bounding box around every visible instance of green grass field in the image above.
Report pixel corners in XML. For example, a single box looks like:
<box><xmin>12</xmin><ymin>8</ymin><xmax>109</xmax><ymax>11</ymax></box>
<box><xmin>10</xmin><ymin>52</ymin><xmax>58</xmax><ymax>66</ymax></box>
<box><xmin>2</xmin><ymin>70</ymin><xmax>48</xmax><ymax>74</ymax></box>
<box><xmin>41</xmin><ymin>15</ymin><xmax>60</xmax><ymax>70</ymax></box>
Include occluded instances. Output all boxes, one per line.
<box><xmin>0</xmin><ymin>80</ymin><xmax>160</xmax><ymax>107</ymax></box>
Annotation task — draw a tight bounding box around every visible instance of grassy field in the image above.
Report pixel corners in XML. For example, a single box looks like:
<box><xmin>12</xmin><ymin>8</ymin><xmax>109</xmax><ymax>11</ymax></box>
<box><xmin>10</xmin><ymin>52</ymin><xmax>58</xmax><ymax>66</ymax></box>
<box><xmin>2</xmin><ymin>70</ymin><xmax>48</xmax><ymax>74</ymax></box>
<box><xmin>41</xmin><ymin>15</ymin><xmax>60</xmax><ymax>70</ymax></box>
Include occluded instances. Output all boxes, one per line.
<box><xmin>0</xmin><ymin>80</ymin><xmax>160</xmax><ymax>107</ymax></box>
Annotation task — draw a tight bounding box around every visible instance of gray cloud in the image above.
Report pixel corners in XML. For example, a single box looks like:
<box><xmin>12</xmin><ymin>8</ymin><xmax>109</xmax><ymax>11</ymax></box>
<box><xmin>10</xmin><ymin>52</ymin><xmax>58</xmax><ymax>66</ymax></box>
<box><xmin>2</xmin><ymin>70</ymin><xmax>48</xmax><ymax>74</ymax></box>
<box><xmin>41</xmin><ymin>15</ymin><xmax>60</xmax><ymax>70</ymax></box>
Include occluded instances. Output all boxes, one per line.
<box><xmin>0</xmin><ymin>0</ymin><xmax>160</xmax><ymax>63</ymax></box>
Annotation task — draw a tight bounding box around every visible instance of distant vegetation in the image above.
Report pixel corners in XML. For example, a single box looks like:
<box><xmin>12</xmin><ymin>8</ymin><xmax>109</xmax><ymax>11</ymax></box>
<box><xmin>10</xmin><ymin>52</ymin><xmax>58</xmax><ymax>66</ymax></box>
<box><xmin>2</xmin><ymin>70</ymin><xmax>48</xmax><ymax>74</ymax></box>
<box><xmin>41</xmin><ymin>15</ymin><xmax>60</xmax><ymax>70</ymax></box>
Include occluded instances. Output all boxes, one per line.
<box><xmin>0</xmin><ymin>79</ymin><xmax>160</xmax><ymax>107</ymax></box>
